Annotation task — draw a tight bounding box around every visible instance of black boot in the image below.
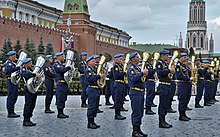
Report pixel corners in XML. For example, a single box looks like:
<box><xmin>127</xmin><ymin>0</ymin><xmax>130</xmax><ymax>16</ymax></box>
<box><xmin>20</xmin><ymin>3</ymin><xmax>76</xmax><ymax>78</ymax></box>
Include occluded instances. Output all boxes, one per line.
<box><xmin>97</xmin><ymin>109</ymin><xmax>104</xmax><ymax>113</ymax></box>
<box><xmin>7</xmin><ymin>108</ymin><xmax>20</xmax><ymax>118</ymax></box>
<box><xmin>93</xmin><ymin>118</ymin><xmax>100</xmax><ymax>128</ymax></box>
<box><xmin>87</xmin><ymin>118</ymin><xmax>97</xmax><ymax>129</ymax></box>
<box><xmin>183</xmin><ymin>111</ymin><xmax>191</xmax><ymax>120</ymax></box>
<box><xmin>45</xmin><ymin>104</ymin><xmax>55</xmax><ymax>114</ymax></box>
<box><xmin>195</xmin><ymin>101</ymin><xmax>203</xmax><ymax>108</ymax></box>
<box><xmin>179</xmin><ymin>112</ymin><xmax>189</xmax><ymax>121</ymax></box>
<box><xmin>159</xmin><ymin>116</ymin><xmax>171</xmax><ymax>128</ymax></box>
<box><xmin>138</xmin><ymin>125</ymin><xmax>148</xmax><ymax>137</ymax></box>
<box><xmin>145</xmin><ymin>107</ymin><xmax>156</xmax><ymax>115</ymax></box>
<box><xmin>132</xmin><ymin>125</ymin><xmax>144</xmax><ymax>137</ymax></box>
<box><xmin>115</xmin><ymin>108</ymin><xmax>126</xmax><ymax>120</ymax></box>
<box><xmin>120</xmin><ymin>107</ymin><xmax>128</xmax><ymax>112</ymax></box>
<box><xmin>23</xmin><ymin>117</ymin><xmax>37</xmax><ymax>126</ymax></box>
<box><xmin>167</xmin><ymin>108</ymin><xmax>177</xmax><ymax>113</ymax></box>
<box><xmin>57</xmin><ymin>109</ymin><xmax>68</xmax><ymax>118</ymax></box>
<box><xmin>81</xmin><ymin>100</ymin><xmax>88</xmax><ymax>108</ymax></box>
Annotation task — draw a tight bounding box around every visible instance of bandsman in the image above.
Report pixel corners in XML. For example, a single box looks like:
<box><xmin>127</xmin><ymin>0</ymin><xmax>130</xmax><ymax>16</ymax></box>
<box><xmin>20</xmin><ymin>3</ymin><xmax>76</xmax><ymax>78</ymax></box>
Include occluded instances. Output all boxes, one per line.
<box><xmin>5</xmin><ymin>51</ymin><xmax>21</xmax><ymax>118</ymax></box>
<box><xmin>85</xmin><ymin>55</ymin><xmax>105</xmax><ymax>129</ymax></box>
<box><xmin>22</xmin><ymin>58</ymin><xmax>41</xmax><ymax>126</ymax></box>
<box><xmin>128</xmin><ymin>52</ymin><xmax>148</xmax><ymax>137</ymax></box>
<box><xmin>78</xmin><ymin>52</ymin><xmax>88</xmax><ymax>107</ymax></box>
<box><xmin>156</xmin><ymin>50</ymin><xmax>174</xmax><ymax>128</ymax></box>
<box><xmin>44</xmin><ymin>55</ymin><xmax>56</xmax><ymax>113</ymax></box>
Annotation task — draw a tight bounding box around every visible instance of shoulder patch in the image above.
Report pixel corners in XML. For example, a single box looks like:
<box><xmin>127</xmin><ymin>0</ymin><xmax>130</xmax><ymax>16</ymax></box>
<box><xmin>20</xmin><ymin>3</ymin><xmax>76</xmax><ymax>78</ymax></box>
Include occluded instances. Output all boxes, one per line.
<box><xmin>57</xmin><ymin>65</ymin><xmax>60</xmax><ymax>68</ymax></box>
<box><xmin>130</xmin><ymin>65</ymin><xmax>134</xmax><ymax>69</ymax></box>
<box><xmin>45</xmin><ymin>68</ymin><xmax>48</xmax><ymax>71</ymax></box>
<box><xmin>158</xmin><ymin>65</ymin><xmax>161</xmax><ymax>69</ymax></box>
<box><xmin>22</xmin><ymin>68</ymin><xmax>26</xmax><ymax>71</ymax></box>
<box><xmin>9</xmin><ymin>63</ymin><xmax>12</xmax><ymax>66</ymax></box>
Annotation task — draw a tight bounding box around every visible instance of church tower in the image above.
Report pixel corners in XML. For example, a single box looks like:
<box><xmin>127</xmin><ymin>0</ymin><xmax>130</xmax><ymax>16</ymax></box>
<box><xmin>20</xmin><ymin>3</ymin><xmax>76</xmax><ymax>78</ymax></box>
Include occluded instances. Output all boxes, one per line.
<box><xmin>186</xmin><ymin>0</ymin><xmax>208</xmax><ymax>52</ymax></box>
<box><xmin>209</xmin><ymin>33</ymin><xmax>214</xmax><ymax>53</ymax></box>
<box><xmin>179</xmin><ymin>32</ymin><xmax>183</xmax><ymax>48</ymax></box>
<box><xmin>57</xmin><ymin>0</ymin><xmax>97</xmax><ymax>54</ymax></box>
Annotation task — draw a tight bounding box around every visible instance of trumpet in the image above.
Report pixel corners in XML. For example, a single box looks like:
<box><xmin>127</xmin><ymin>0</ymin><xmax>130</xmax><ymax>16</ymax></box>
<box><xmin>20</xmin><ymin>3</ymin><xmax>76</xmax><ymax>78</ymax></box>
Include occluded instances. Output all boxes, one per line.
<box><xmin>141</xmin><ymin>52</ymin><xmax>150</xmax><ymax>82</ymax></box>
<box><xmin>191</xmin><ymin>55</ymin><xmax>198</xmax><ymax>85</ymax></box>
<box><xmin>123</xmin><ymin>53</ymin><xmax>130</xmax><ymax>84</ymax></box>
<box><xmin>168</xmin><ymin>51</ymin><xmax>179</xmax><ymax>79</ymax></box>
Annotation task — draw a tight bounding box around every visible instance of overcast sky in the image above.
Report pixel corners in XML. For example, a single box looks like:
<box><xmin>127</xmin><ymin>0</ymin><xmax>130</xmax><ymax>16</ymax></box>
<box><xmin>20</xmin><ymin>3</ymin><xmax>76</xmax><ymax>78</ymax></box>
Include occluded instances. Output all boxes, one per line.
<box><xmin>37</xmin><ymin>0</ymin><xmax>220</xmax><ymax>52</ymax></box>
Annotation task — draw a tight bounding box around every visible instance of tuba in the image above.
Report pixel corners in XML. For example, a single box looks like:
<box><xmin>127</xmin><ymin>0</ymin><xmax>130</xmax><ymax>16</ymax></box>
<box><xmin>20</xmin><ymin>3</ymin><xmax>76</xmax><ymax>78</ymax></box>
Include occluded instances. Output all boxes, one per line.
<box><xmin>141</xmin><ymin>52</ymin><xmax>150</xmax><ymax>82</ymax></box>
<box><xmin>11</xmin><ymin>51</ymin><xmax>27</xmax><ymax>85</ymax></box>
<box><xmin>64</xmin><ymin>50</ymin><xmax>75</xmax><ymax>86</ymax></box>
<box><xmin>27</xmin><ymin>56</ymin><xmax>46</xmax><ymax>94</ymax></box>
<box><xmin>123</xmin><ymin>53</ymin><xmax>130</xmax><ymax>84</ymax></box>
<box><xmin>168</xmin><ymin>51</ymin><xmax>179</xmax><ymax>79</ymax></box>
<box><xmin>153</xmin><ymin>52</ymin><xmax>160</xmax><ymax>80</ymax></box>
<box><xmin>97</xmin><ymin>55</ymin><xmax>107</xmax><ymax>88</ymax></box>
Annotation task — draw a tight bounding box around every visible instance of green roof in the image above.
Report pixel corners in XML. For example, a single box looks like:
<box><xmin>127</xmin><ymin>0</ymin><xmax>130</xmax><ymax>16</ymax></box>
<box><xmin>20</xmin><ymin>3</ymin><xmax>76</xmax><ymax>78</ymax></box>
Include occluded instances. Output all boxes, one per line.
<box><xmin>191</xmin><ymin>0</ymin><xmax>203</xmax><ymax>2</ymax></box>
<box><xmin>129</xmin><ymin>44</ymin><xmax>177</xmax><ymax>53</ymax></box>
<box><xmin>63</xmin><ymin>0</ymin><xmax>89</xmax><ymax>15</ymax></box>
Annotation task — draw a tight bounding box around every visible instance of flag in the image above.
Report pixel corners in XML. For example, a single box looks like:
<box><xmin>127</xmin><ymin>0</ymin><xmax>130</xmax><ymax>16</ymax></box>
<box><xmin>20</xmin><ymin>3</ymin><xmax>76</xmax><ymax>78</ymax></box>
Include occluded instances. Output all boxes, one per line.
<box><xmin>59</xmin><ymin>37</ymin><xmax>65</xmax><ymax>52</ymax></box>
<box><xmin>70</xmin><ymin>40</ymin><xmax>74</xmax><ymax>49</ymax></box>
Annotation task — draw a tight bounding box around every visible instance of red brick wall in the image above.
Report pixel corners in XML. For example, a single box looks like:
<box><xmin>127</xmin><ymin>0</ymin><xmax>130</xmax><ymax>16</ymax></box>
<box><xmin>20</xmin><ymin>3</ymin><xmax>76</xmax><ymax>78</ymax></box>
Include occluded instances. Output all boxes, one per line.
<box><xmin>0</xmin><ymin>16</ymin><xmax>79</xmax><ymax>53</ymax></box>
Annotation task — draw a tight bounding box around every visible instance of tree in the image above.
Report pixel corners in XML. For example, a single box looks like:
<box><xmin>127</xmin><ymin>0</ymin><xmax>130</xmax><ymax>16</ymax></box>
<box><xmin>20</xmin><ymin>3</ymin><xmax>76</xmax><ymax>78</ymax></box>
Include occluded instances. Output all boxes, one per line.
<box><xmin>45</xmin><ymin>41</ymin><xmax>54</xmax><ymax>55</ymax></box>
<box><xmin>37</xmin><ymin>34</ymin><xmax>45</xmax><ymax>55</ymax></box>
<box><xmin>13</xmin><ymin>38</ymin><xmax>22</xmax><ymax>55</ymax></box>
<box><xmin>24</xmin><ymin>38</ymin><xmax>31</xmax><ymax>53</ymax></box>
<box><xmin>30</xmin><ymin>39</ymin><xmax>37</xmax><ymax>63</ymax></box>
<box><xmin>1</xmin><ymin>38</ymin><xmax>13</xmax><ymax>62</ymax></box>
<box><xmin>199</xmin><ymin>52</ymin><xmax>202</xmax><ymax>61</ymax></box>
<box><xmin>189</xmin><ymin>47</ymin><xmax>195</xmax><ymax>57</ymax></box>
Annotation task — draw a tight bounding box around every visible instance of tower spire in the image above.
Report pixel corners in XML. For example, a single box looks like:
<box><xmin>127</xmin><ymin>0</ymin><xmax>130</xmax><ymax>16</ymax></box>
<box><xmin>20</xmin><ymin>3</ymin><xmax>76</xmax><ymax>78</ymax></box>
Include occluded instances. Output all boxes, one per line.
<box><xmin>63</xmin><ymin>0</ymin><xmax>89</xmax><ymax>15</ymax></box>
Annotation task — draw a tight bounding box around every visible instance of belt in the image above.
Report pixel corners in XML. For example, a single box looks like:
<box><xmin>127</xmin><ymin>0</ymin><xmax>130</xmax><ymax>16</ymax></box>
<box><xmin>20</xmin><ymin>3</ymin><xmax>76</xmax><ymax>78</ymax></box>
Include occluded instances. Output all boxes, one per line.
<box><xmin>131</xmin><ymin>87</ymin><xmax>145</xmax><ymax>92</ymax></box>
<box><xmin>176</xmin><ymin>80</ymin><xmax>191</xmax><ymax>83</ymax></box>
<box><xmin>115</xmin><ymin>80</ymin><xmax>124</xmax><ymax>83</ymax></box>
<box><xmin>159</xmin><ymin>82</ymin><xmax>171</xmax><ymax>85</ymax></box>
<box><xmin>80</xmin><ymin>74</ymin><xmax>84</xmax><ymax>76</ymax></box>
<box><xmin>215</xmin><ymin>78</ymin><xmax>219</xmax><ymax>80</ymax></box>
<box><xmin>199</xmin><ymin>78</ymin><xmax>204</xmax><ymax>80</ymax></box>
<box><xmin>147</xmin><ymin>79</ymin><xmax>155</xmax><ymax>82</ymax></box>
<box><xmin>58</xmin><ymin>80</ymin><xmax>65</xmax><ymax>83</ymax></box>
<box><xmin>89</xmin><ymin>86</ymin><xmax>99</xmax><ymax>89</ymax></box>
<box><xmin>205</xmin><ymin>80</ymin><xmax>212</xmax><ymax>82</ymax></box>
<box><xmin>7</xmin><ymin>77</ymin><xmax>11</xmax><ymax>80</ymax></box>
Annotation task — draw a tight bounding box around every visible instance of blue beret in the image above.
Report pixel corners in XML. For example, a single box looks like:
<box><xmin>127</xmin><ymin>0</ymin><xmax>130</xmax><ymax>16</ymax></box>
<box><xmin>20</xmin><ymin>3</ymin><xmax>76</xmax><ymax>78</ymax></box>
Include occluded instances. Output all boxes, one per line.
<box><xmin>168</xmin><ymin>55</ymin><xmax>172</xmax><ymax>59</ymax></box>
<box><xmin>195</xmin><ymin>58</ymin><xmax>200</xmax><ymax>61</ymax></box>
<box><xmin>160</xmin><ymin>50</ymin><xmax>169</xmax><ymax>54</ymax></box>
<box><xmin>7</xmin><ymin>51</ymin><xmax>16</xmax><ymax>56</ymax></box>
<box><xmin>204</xmin><ymin>58</ymin><xmax>212</xmax><ymax>61</ymax></box>
<box><xmin>93</xmin><ymin>54</ymin><xmax>99</xmax><ymax>59</ymax></box>
<box><xmin>180</xmin><ymin>52</ymin><xmax>187</xmax><ymax>57</ymax></box>
<box><xmin>55</xmin><ymin>52</ymin><xmax>63</xmax><ymax>57</ymax></box>
<box><xmin>81</xmin><ymin>52</ymin><xmax>87</xmax><ymax>56</ymax></box>
<box><xmin>129</xmin><ymin>52</ymin><xmax>138</xmax><ymax>59</ymax></box>
<box><xmin>23</xmin><ymin>58</ymin><xmax>32</xmax><ymax>64</ymax></box>
<box><xmin>86</xmin><ymin>55</ymin><xmax>94</xmax><ymax>62</ymax></box>
<box><xmin>46</xmin><ymin>55</ymin><xmax>52</xmax><ymax>58</ymax></box>
<box><xmin>53</xmin><ymin>55</ymin><xmax>57</xmax><ymax>59</ymax></box>
<box><xmin>203</xmin><ymin>59</ymin><xmax>209</xmax><ymax>63</ymax></box>
<box><xmin>114</xmin><ymin>54</ymin><xmax>124</xmax><ymax>59</ymax></box>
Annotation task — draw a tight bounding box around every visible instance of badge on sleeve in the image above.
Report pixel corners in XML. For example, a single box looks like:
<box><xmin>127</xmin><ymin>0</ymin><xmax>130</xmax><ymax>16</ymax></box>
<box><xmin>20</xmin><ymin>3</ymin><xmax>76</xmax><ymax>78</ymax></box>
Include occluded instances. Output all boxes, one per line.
<box><xmin>57</xmin><ymin>65</ymin><xmax>60</xmax><ymax>68</ymax></box>
<box><xmin>22</xmin><ymin>68</ymin><xmax>26</xmax><ymax>71</ymax></box>
<box><xmin>158</xmin><ymin>65</ymin><xmax>161</xmax><ymax>69</ymax></box>
<box><xmin>115</xmin><ymin>68</ymin><xmax>119</xmax><ymax>71</ymax></box>
<box><xmin>9</xmin><ymin>63</ymin><xmax>12</xmax><ymax>66</ymax></box>
<box><xmin>45</xmin><ymin>68</ymin><xmax>48</xmax><ymax>71</ymax></box>
<box><xmin>176</xmin><ymin>68</ymin><xmax>179</xmax><ymax>72</ymax></box>
<box><xmin>131</xmin><ymin>71</ymin><xmax>134</xmax><ymax>74</ymax></box>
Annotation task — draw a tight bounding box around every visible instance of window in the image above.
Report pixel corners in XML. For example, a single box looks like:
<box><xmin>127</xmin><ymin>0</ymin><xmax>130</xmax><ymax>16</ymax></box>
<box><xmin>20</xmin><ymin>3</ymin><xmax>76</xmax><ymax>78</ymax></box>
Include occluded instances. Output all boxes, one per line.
<box><xmin>74</xmin><ymin>4</ymin><xmax>79</xmax><ymax>10</ymax></box>
<box><xmin>25</xmin><ymin>14</ymin><xmax>29</xmax><ymax>22</ymax></box>
<box><xmin>83</xmin><ymin>5</ymin><xmax>88</xmax><ymax>12</ymax></box>
<box><xmin>201</xmin><ymin>37</ymin><xmax>203</xmax><ymax>48</ymax></box>
<box><xmin>46</xmin><ymin>22</ymin><xmax>50</xmax><ymax>28</ymax></box>
<box><xmin>68</xmin><ymin>4</ymin><xmax>72</xmax><ymax>10</ymax></box>
<box><xmin>19</xmin><ymin>12</ymin><xmax>22</xmax><ymax>21</ymax></box>
<box><xmin>0</xmin><ymin>11</ymin><xmax>2</xmax><ymax>16</ymax></box>
<box><xmin>32</xmin><ymin>15</ymin><xmax>35</xmax><ymax>24</ymax></box>
<box><xmin>193</xmin><ymin>35</ymin><xmax>196</xmax><ymax>48</ymax></box>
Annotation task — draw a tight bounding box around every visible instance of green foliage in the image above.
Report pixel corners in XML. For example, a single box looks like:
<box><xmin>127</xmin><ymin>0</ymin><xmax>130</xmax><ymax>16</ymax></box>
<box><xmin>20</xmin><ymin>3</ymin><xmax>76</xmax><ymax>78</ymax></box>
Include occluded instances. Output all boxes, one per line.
<box><xmin>1</xmin><ymin>38</ymin><xmax>13</xmax><ymax>62</ymax></box>
<box><xmin>24</xmin><ymin>38</ymin><xmax>37</xmax><ymax>63</ymax></box>
<box><xmin>45</xmin><ymin>41</ymin><xmax>54</xmax><ymax>55</ymax></box>
<box><xmin>24</xmin><ymin>38</ymin><xmax>31</xmax><ymax>53</ymax></box>
<box><xmin>37</xmin><ymin>34</ymin><xmax>45</xmax><ymax>56</ymax></box>
<box><xmin>13</xmin><ymin>38</ymin><xmax>22</xmax><ymax>55</ymax></box>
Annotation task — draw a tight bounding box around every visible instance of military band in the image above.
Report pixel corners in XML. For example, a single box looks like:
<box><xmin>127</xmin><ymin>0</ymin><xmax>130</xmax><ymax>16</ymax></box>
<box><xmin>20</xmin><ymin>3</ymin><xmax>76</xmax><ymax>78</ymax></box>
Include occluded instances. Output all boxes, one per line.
<box><xmin>3</xmin><ymin>49</ymin><xmax>220</xmax><ymax>137</ymax></box>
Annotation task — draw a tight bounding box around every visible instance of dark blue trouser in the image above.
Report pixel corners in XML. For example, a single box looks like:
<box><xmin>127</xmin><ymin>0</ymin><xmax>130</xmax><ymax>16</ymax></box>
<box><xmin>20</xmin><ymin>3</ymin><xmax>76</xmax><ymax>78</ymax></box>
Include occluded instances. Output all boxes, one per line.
<box><xmin>167</xmin><ymin>81</ymin><xmax>176</xmax><ymax>109</ymax></box>
<box><xmin>145</xmin><ymin>81</ymin><xmax>155</xmax><ymax>107</ymax></box>
<box><xmin>105</xmin><ymin>80</ymin><xmax>111</xmax><ymax>102</ymax></box>
<box><xmin>195</xmin><ymin>80</ymin><xmax>204</xmax><ymax>103</ymax></box>
<box><xmin>212</xmin><ymin>80</ymin><xmax>219</xmax><ymax>99</ymax></box>
<box><xmin>80</xmin><ymin>75</ymin><xmax>88</xmax><ymax>102</ymax></box>
<box><xmin>177</xmin><ymin>82</ymin><xmax>190</xmax><ymax>112</ymax></box>
<box><xmin>6</xmin><ymin>79</ymin><xmax>19</xmax><ymax>109</ymax></box>
<box><xmin>87</xmin><ymin>87</ymin><xmax>100</xmax><ymax>118</ymax></box>
<box><xmin>204</xmin><ymin>81</ymin><xmax>214</xmax><ymax>103</ymax></box>
<box><xmin>56</xmin><ymin>82</ymin><xmax>68</xmax><ymax>110</ymax></box>
<box><xmin>129</xmin><ymin>89</ymin><xmax>144</xmax><ymax>126</ymax></box>
<box><xmin>158</xmin><ymin>84</ymin><xmax>170</xmax><ymax>117</ymax></box>
<box><xmin>23</xmin><ymin>87</ymin><xmax>37</xmax><ymax>118</ymax></box>
<box><xmin>186</xmin><ymin>82</ymin><xmax>192</xmax><ymax>106</ymax></box>
<box><xmin>114</xmin><ymin>82</ymin><xmax>124</xmax><ymax>108</ymax></box>
<box><xmin>45</xmin><ymin>78</ymin><xmax>54</xmax><ymax>107</ymax></box>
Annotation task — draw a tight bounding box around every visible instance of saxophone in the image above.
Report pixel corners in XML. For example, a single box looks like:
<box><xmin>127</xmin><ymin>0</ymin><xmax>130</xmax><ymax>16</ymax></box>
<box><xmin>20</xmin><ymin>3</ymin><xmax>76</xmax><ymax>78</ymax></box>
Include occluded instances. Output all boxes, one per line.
<box><xmin>141</xmin><ymin>52</ymin><xmax>150</xmax><ymax>82</ymax></box>
<box><xmin>168</xmin><ymin>51</ymin><xmax>179</xmax><ymax>79</ymax></box>
<box><xmin>64</xmin><ymin>50</ymin><xmax>75</xmax><ymax>86</ymax></box>
<box><xmin>97</xmin><ymin>55</ymin><xmax>107</xmax><ymax>88</ymax></box>
<box><xmin>11</xmin><ymin>51</ymin><xmax>27</xmax><ymax>85</ymax></box>
<box><xmin>123</xmin><ymin>53</ymin><xmax>130</xmax><ymax>84</ymax></box>
<box><xmin>27</xmin><ymin>56</ymin><xmax>46</xmax><ymax>94</ymax></box>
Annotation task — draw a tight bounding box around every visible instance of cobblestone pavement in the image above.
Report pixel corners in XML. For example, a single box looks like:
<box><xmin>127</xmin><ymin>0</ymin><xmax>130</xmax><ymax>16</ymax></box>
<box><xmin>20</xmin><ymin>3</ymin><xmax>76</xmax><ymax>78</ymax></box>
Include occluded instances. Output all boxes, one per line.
<box><xmin>0</xmin><ymin>95</ymin><xmax>220</xmax><ymax>137</ymax></box>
